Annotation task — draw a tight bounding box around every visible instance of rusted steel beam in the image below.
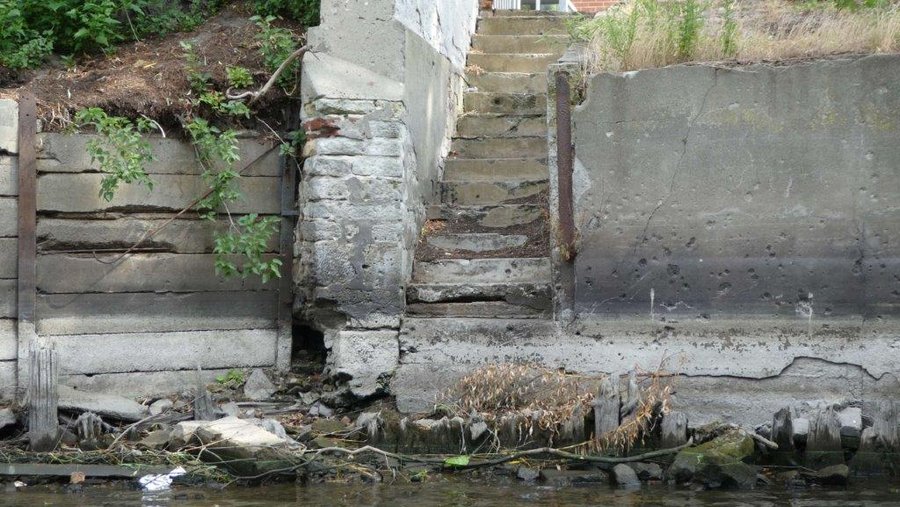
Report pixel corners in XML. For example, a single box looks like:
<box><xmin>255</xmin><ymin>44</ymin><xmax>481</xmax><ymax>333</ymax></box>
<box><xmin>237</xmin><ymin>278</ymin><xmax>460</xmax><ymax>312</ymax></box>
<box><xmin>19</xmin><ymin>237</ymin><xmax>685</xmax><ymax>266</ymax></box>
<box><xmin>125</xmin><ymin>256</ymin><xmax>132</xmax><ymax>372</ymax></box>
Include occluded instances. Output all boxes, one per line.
<box><xmin>17</xmin><ymin>93</ymin><xmax>37</xmax><ymax>325</ymax></box>
<box><xmin>555</xmin><ymin>72</ymin><xmax>576</xmax><ymax>262</ymax></box>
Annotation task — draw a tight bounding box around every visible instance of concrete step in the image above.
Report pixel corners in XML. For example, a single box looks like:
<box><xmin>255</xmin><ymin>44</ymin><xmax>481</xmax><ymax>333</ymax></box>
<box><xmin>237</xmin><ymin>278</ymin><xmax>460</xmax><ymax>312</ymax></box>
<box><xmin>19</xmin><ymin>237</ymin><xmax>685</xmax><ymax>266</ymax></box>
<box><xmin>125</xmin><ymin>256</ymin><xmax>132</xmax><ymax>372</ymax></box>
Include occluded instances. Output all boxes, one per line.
<box><xmin>425</xmin><ymin>232</ymin><xmax>528</xmax><ymax>253</ymax></box>
<box><xmin>412</xmin><ymin>257</ymin><xmax>551</xmax><ymax>284</ymax></box>
<box><xmin>427</xmin><ymin>203</ymin><xmax>546</xmax><ymax>229</ymax></box>
<box><xmin>485</xmin><ymin>9</ymin><xmax>572</xmax><ymax>17</ymax></box>
<box><xmin>444</xmin><ymin>158</ymin><xmax>547</xmax><ymax>181</ymax></box>
<box><xmin>457</xmin><ymin>114</ymin><xmax>547</xmax><ymax>138</ymax></box>
<box><xmin>463</xmin><ymin>92</ymin><xmax>546</xmax><ymax>115</ymax></box>
<box><xmin>468</xmin><ymin>53</ymin><xmax>559</xmax><ymax>73</ymax></box>
<box><xmin>407</xmin><ymin>301</ymin><xmax>550</xmax><ymax>319</ymax></box>
<box><xmin>477</xmin><ymin>16</ymin><xmax>568</xmax><ymax>36</ymax></box>
<box><xmin>467</xmin><ymin>72</ymin><xmax>547</xmax><ymax>94</ymax></box>
<box><xmin>442</xmin><ymin>178</ymin><xmax>548</xmax><ymax>205</ymax></box>
<box><xmin>472</xmin><ymin>34</ymin><xmax>569</xmax><ymax>54</ymax></box>
<box><xmin>406</xmin><ymin>283</ymin><xmax>552</xmax><ymax>318</ymax></box>
<box><xmin>450</xmin><ymin>137</ymin><xmax>546</xmax><ymax>159</ymax></box>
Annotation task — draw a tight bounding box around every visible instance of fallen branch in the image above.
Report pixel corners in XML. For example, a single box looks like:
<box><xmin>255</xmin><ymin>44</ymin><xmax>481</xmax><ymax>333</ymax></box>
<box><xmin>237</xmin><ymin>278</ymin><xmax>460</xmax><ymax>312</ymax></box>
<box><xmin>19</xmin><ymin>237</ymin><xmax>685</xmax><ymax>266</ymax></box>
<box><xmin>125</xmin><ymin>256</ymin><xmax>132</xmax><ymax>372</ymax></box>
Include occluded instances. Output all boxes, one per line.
<box><xmin>234</xmin><ymin>438</ymin><xmax>695</xmax><ymax>481</ymax></box>
<box><xmin>227</xmin><ymin>46</ymin><xmax>309</xmax><ymax>104</ymax></box>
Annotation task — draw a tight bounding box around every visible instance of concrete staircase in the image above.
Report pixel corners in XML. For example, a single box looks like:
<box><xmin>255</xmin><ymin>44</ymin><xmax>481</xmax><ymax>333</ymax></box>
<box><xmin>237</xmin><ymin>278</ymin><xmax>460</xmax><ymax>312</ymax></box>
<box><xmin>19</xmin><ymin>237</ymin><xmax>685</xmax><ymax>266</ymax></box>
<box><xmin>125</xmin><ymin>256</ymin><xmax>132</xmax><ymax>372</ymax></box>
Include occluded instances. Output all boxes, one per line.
<box><xmin>407</xmin><ymin>11</ymin><xmax>569</xmax><ymax>319</ymax></box>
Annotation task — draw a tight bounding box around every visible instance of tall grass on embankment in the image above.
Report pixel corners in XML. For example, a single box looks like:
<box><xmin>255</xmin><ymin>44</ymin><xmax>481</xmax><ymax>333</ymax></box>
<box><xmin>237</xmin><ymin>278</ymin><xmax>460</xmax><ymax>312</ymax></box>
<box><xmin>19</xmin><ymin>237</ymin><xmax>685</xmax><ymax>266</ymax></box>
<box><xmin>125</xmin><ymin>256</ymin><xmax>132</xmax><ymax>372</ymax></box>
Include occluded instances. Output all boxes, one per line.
<box><xmin>570</xmin><ymin>0</ymin><xmax>900</xmax><ymax>74</ymax></box>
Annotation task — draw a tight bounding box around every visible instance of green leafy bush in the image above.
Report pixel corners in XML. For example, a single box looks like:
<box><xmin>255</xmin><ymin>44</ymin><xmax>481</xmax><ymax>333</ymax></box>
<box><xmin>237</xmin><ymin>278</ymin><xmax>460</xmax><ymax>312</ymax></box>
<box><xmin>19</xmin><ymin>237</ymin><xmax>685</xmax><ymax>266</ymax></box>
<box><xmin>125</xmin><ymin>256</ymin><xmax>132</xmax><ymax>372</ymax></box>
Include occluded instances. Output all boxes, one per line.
<box><xmin>253</xmin><ymin>0</ymin><xmax>319</xmax><ymax>27</ymax></box>
<box><xmin>252</xmin><ymin>15</ymin><xmax>301</xmax><ymax>87</ymax></box>
<box><xmin>0</xmin><ymin>0</ymin><xmax>224</xmax><ymax>69</ymax></box>
<box><xmin>73</xmin><ymin>107</ymin><xmax>156</xmax><ymax>201</ymax></box>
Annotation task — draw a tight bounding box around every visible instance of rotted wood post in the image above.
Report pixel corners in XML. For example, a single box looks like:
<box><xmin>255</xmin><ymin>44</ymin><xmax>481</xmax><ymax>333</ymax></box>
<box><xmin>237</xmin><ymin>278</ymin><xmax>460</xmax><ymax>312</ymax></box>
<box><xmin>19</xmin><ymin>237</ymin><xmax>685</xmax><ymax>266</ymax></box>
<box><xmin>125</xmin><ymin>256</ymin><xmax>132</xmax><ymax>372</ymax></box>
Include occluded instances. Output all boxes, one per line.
<box><xmin>660</xmin><ymin>411</ymin><xmax>688</xmax><ymax>449</ymax></box>
<box><xmin>28</xmin><ymin>345</ymin><xmax>59</xmax><ymax>451</ymax></box>
<box><xmin>592</xmin><ymin>377</ymin><xmax>620</xmax><ymax>442</ymax></box>
<box><xmin>17</xmin><ymin>93</ymin><xmax>58</xmax><ymax>451</ymax></box>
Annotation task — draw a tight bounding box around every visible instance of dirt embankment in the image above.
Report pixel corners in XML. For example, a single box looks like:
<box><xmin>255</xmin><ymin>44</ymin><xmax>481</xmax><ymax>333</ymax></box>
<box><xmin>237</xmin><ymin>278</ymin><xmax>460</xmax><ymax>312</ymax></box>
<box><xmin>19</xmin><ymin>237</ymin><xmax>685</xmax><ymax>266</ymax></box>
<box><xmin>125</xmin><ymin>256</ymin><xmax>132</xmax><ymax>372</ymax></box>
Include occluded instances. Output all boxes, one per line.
<box><xmin>0</xmin><ymin>4</ymin><xmax>303</xmax><ymax>135</ymax></box>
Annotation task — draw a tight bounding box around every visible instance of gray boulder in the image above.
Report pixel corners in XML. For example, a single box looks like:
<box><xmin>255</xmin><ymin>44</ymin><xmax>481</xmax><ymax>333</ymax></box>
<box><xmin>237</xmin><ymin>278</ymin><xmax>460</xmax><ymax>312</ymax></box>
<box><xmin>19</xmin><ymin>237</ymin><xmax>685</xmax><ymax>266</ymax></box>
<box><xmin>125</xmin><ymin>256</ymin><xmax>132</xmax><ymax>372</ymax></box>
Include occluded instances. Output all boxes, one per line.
<box><xmin>612</xmin><ymin>464</ymin><xmax>641</xmax><ymax>487</ymax></box>
<box><xmin>669</xmin><ymin>430</ymin><xmax>758</xmax><ymax>489</ymax></box>
<box><xmin>244</xmin><ymin>369</ymin><xmax>277</xmax><ymax>401</ymax></box>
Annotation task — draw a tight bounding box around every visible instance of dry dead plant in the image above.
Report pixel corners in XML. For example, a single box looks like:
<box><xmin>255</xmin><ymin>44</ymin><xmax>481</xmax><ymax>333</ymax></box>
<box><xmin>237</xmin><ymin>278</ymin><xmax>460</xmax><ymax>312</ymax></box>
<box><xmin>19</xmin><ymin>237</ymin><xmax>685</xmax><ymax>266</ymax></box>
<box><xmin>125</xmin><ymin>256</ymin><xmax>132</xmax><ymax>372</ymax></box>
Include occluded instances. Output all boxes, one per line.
<box><xmin>440</xmin><ymin>363</ymin><xmax>598</xmax><ymax>442</ymax></box>
<box><xmin>579</xmin><ymin>0</ymin><xmax>900</xmax><ymax>74</ymax></box>
<box><xmin>592</xmin><ymin>365</ymin><xmax>676</xmax><ymax>454</ymax></box>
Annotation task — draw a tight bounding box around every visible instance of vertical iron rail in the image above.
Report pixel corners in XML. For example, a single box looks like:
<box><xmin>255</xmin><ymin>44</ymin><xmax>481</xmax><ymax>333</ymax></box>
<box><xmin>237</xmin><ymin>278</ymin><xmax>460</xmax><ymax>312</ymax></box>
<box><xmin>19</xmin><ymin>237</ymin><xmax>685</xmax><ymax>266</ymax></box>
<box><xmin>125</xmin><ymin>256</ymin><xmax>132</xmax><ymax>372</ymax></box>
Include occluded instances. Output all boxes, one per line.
<box><xmin>275</xmin><ymin>153</ymin><xmax>297</xmax><ymax>371</ymax></box>
<box><xmin>555</xmin><ymin>72</ymin><xmax>576</xmax><ymax>262</ymax></box>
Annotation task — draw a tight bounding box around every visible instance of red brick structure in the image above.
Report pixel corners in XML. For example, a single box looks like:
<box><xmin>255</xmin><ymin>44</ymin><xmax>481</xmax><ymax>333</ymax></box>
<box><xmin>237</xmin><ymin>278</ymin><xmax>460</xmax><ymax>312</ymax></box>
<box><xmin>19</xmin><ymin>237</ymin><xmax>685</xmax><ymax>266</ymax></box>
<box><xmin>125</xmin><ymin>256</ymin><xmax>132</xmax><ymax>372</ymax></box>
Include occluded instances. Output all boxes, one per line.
<box><xmin>572</xmin><ymin>0</ymin><xmax>618</xmax><ymax>13</ymax></box>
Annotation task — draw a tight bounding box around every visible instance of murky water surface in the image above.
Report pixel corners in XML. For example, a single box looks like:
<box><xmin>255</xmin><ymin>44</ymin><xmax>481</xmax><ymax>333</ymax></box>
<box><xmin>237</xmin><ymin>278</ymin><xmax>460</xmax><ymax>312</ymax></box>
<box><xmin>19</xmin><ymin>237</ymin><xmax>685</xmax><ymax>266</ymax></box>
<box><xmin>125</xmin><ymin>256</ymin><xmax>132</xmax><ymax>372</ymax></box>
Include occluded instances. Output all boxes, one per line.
<box><xmin>3</xmin><ymin>478</ymin><xmax>899</xmax><ymax>506</ymax></box>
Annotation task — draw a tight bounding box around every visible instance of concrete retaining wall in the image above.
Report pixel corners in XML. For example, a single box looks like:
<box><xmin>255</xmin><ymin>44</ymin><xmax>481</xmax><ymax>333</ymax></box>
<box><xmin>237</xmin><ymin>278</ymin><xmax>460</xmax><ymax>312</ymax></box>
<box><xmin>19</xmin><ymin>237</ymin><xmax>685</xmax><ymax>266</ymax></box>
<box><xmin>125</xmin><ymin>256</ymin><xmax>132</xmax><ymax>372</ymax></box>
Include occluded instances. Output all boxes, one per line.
<box><xmin>0</xmin><ymin>99</ymin><xmax>18</xmax><ymax>399</ymax></box>
<box><xmin>0</xmin><ymin>112</ymin><xmax>288</xmax><ymax>400</ymax></box>
<box><xmin>540</xmin><ymin>54</ymin><xmax>900</xmax><ymax>425</ymax></box>
<box><xmin>572</xmin><ymin>54</ymin><xmax>900</xmax><ymax>320</ymax></box>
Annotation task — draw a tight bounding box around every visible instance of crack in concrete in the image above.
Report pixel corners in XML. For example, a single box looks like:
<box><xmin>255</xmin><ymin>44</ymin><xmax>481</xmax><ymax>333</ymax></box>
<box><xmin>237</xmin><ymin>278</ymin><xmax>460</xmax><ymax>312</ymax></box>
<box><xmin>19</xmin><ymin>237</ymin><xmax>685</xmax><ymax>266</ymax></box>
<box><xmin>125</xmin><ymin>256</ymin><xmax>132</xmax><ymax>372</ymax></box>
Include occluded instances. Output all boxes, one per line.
<box><xmin>635</xmin><ymin>70</ymin><xmax>719</xmax><ymax>252</ymax></box>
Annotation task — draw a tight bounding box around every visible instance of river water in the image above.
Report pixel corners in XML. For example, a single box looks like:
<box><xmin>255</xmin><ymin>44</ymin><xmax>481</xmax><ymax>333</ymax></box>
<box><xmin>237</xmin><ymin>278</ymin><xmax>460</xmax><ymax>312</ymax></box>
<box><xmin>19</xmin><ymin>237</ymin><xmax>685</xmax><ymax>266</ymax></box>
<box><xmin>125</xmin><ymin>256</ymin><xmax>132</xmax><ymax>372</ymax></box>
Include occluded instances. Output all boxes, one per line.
<box><xmin>3</xmin><ymin>478</ymin><xmax>899</xmax><ymax>506</ymax></box>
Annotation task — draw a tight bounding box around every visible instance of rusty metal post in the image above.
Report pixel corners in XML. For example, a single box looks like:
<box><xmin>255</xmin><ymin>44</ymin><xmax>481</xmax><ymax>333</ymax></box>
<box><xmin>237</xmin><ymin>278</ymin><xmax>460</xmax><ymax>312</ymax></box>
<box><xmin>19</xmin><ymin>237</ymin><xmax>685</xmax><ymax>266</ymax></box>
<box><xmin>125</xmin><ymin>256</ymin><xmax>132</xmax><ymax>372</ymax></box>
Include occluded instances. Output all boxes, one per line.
<box><xmin>555</xmin><ymin>71</ymin><xmax>576</xmax><ymax>262</ymax></box>
<box><xmin>17</xmin><ymin>93</ymin><xmax>39</xmax><ymax>399</ymax></box>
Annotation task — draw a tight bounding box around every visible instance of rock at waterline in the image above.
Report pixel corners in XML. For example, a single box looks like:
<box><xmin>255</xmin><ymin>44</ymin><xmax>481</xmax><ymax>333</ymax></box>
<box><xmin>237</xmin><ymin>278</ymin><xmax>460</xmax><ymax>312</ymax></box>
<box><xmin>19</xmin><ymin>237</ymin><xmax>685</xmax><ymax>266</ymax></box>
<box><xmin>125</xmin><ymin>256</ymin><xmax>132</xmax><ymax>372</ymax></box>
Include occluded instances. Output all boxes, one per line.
<box><xmin>628</xmin><ymin>462</ymin><xmax>663</xmax><ymax>481</ymax></box>
<box><xmin>539</xmin><ymin>468</ymin><xmax>608</xmax><ymax>486</ymax></box>
<box><xmin>516</xmin><ymin>467</ymin><xmax>540</xmax><ymax>481</ymax></box>
<box><xmin>0</xmin><ymin>408</ymin><xmax>16</xmax><ymax>430</ymax></box>
<box><xmin>58</xmin><ymin>385</ymin><xmax>149</xmax><ymax>422</ymax></box>
<box><xmin>244</xmin><ymin>369</ymin><xmax>277</xmax><ymax>401</ymax></box>
<box><xmin>612</xmin><ymin>464</ymin><xmax>641</xmax><ymax>487</ymax></box>
<box><xmin>668</xmin><ymin>430</ymin><xmax>758</xmax><ymax>489</ymax></box>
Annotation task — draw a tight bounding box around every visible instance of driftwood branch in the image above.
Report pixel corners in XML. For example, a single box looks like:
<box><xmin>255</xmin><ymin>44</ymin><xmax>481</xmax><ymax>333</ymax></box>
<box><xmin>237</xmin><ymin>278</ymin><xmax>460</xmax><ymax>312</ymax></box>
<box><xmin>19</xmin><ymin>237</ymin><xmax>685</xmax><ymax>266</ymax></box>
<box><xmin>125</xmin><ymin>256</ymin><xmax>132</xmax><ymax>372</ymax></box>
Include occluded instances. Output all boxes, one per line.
<box><xmin>227</xmin><ymin>46</ymin><xmax>309</xmax><ymax>103</ymax></box>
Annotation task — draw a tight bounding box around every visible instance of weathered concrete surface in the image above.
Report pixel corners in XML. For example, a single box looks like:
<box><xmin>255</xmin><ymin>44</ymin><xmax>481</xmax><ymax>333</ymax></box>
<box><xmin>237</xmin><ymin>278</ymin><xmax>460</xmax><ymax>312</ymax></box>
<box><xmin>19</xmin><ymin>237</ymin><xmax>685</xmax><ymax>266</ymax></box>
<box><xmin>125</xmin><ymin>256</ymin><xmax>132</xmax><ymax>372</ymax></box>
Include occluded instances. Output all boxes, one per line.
<box><xmin>393</xmin><ymin>317</ymin><xmax>900</xmax><ymax>426</ymax></box>
<box><xmin>0</xmin><ymin>100</ymin><xmax>17</xmax><ymax>154</ymax></box>
<box><xmin>309</xmin><ymin>0</ymin><xmax>406</xmax><ymax>82</ymax></box>
<box><xmin>36</xmin><ymin>291</ymin><xmax>277</xmax><ymax>335</ymax></box>
<box><xmin>0</xmin><ymin>319</ymin><xmax>17</xmax><ymax>361</ymax></box>
<box><xmin>0</xmin><ymin>156</ymin><xmax>18</xmax><ymax>196</ymax></box>
<box><xmin>37</xmin><ymin>217</ymin><xmax>276</xmax><ymax>254</ymax></box>
<box><xmin>36</xmin><ymin>134</ymin><xmax>278</xmax><ymax>176</ymax></box>
<box><xmin>48</xmin><ymin>329</ymin><xmax>277</xmax><ymax>374</ymax></box>
<box><xmin>37</xmin><ymin>253</ymin><xmax>277</xmax><ymax>293</ymax></box>
<box><xmin>395</xmin><ymin>0</ymin><xmax>478</xmax><ymax>69</ymax></box>
<box><xmin>37</xmin><ymin>173</ymin><xmax>279</xmax><ymax>213</ymax></box>
<box><xmin>0</xmin><ymin>360</ymin><xmax>14</xmax><ymax>399</ymax></box>
<box><xmin>572</xmin><ymin>55</ymin><xmax>900</xmax><ymax>319</ymax></box>
<box><xmin>63</xmin><ymin>368</ymin><xmax>228</xmax><ymax>398</ymax></box>
<box><xmin>326</xmin><ymin>330</ymin><xmax>399</xmax><ymax>398</ymax></box>
<box><xmin>0</xmin><ymin>197</ymin><xmax>17</xmax><ymax>237</ymax></box>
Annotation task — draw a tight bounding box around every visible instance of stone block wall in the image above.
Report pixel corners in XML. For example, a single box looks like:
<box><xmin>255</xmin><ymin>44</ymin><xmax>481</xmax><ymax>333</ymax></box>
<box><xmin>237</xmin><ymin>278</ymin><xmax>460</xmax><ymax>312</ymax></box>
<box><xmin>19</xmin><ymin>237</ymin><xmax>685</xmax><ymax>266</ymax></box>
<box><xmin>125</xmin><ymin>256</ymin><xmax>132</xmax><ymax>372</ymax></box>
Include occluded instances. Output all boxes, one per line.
<box><xmin>296</xmin><ymin>0</ymin><xmax>479</xmax><ymax>397</ymax></box>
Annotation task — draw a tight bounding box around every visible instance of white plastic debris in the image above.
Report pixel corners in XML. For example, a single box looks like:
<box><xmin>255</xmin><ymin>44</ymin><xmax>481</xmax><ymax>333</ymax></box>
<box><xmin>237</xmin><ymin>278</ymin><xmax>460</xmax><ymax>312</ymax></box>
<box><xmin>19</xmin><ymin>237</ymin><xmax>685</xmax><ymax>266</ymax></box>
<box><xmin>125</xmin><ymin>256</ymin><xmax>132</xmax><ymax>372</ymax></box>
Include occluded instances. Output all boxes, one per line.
<box><xmin>138</xmin><ymin>466</ymin><xmax>186</xmax><ymax>492</ymax></box>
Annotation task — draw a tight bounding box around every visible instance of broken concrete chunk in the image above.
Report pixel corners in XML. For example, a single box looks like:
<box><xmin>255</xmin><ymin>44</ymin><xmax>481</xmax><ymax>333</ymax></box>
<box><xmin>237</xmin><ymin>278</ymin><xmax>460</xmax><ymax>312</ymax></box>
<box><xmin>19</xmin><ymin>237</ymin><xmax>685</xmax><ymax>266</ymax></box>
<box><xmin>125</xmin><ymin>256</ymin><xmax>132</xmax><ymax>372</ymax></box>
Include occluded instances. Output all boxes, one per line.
<box><xmin>244</xmin><ymin>369</ymin><xmax>277</xmax><ymax>401</ymax></box>
<box><xmin>194</xmin><ymin>416</ymin><xmax>295</xmax><ymax>476</ymax></box>
<box><xmin>837</xmin><ymin>407</ymin><xmax>862</xmax><ymax>438</ymax></box>
<box><xmin>0</xmin><ymin>408</ymin><xmax>16</xmax><ymax>430</ymax></box>
<box><xmin>138</xmin><ymin>429</ymin><xmax>172</xmax><ymax>450</ymax></box>
<box><xmin>58</xmin><ymin>385</ymin><xmax>149</xmax><ymax>422</ymax></box>
<box><xmin>169</xmin><ymin>421</ymin><xmax>205</xmax><ymax>449</ymax></box>
<box><xmin>309</xmin><ymin>401</ymin><xmax>334</xmax><ymax>418</ymax></box>
<box><xmin>149</xmin><ymin>399</ymin><xmax>174</xmax><ymax>416</ymax></box>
